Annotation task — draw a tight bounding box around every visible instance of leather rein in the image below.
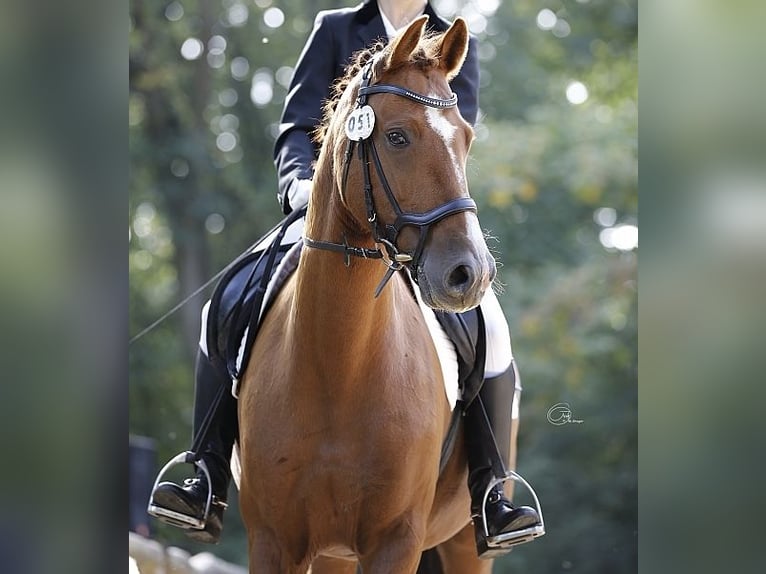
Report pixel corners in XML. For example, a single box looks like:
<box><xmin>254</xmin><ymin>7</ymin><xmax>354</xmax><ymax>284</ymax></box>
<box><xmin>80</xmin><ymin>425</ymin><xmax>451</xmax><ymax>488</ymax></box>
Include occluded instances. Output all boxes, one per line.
<box><xmin>303</xmin><ymin>60</ymin><xmax>477</xmax><ymax>297</ymax></box>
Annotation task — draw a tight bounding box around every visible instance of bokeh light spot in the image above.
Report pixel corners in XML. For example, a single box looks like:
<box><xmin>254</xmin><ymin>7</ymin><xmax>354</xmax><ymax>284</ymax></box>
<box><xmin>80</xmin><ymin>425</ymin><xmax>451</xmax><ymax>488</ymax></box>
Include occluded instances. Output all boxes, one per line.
<box><xmin>218</xmin><ymin>88</ymin><xmax>238</xmax><ymax>107</ymax></box>
<box><xmin>205</xmin><ymin>213</ymin><xmax>226</xmax><ymax>234</ymax></box>
<box><xmin>227</xmin><ymin>2</ymin><xmax>249</xmax><ymax>27</ymax></box>
<box><xmin>566</xmin><ymin>81</ymin><xmax>589</xmax><ymax>105</ymax></box>
<box><xmin>225</xmin><ymin>147</ymin><xmax>244</xmax><ymax>164</ymax></box>
<box><xmin>536</xmin><ymin>9</ymin><xmax>557</xmax><ymax>31</ymax></box>
<box><xmin>207</xmin><ymin>52</ymin><xmax>226</xmax><ymax>69</ymax></box>
<box><xmin>208</xmin><ymin>35</ymin><xmax>227</xmax><ymax>52</ymax></box>
<box><xmin>594</xmin><ymin>207</ymin><xmax>617</xmax><ymax>227</ymax></box>
<box><xmin>275</xmin><ymin>66</ymin><xmax>294</xmax><ymax>88</ymax></box>
<box><xmin>434</xmin><ymin>0</ymin><xmax>459</xmax><ymax>17</ymax></box>
<box><xmin>250</xmin><ymin>69</ymin><xmax>274</xmax><ymax>107</ymax></box>
<box><xmin>553</xmin><ymin>19</ymin><xmax>571</xmax><ymax>38</ymax></box>
<box><xmin>219</xmin><ymin>114</ymin><xmax>239</xmax><ymax>132</ymax></box>
<box><xmin>180</xmin><ymin>38</ymin><xmax>203</xmax><ymax>61</ymax></box>
<box><xmin>216</xmin><ymin>132</ymin><xmax>237</xmax><ymax>153</ymax></box>
<box><xmin>129</xmin><ymin>95</ymin><xmax>145</xmax><ymax>126</ymax></box>
<box><xmin>170</xmin><ymin>158</ymin><xmax>189</xmax><ymax>178</ymax></box>
<box><xmin>474</xmin><ymin>0</ymin><xmax>500</xmax><ymax>16</ymax></box>
<box><xmin>461</xmin><ymin>7</ymin><xmax>487</xmax><ymax>35</ymax></box>
<box><xmin>133</xmin><ymin>250</ymin><xmax>153</xmax><ymax>271</ymax></box>
<box><xmin>599</xmin><ymin>225</ymin><xmax>638</xmax><ymax>251</ymax></box>
<box><xmin>164</xmin><ymin>1</ymin><xmax>184</xmax><ymax>22</ymax></box>
<box><xmin>264</xmin><ymin>7</ymin><xmax>285</xmax><ymax>28</ymax></box>
<box><xmin>230</xmin><ymin>57</ymin><xmax>250</xmax><ymax>80</ymax></box>
<box><xmin>132</xmin><ymin>203</ymin><xmax>155</xmax><ymax>239</ymax></box>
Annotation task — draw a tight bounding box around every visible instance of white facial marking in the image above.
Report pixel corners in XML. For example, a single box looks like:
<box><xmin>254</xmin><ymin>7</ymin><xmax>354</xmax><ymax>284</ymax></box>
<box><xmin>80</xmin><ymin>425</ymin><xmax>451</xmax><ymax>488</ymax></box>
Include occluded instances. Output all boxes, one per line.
<box><xmin>425</xmin><ymin>101</ymin><xmax>457</xmax><ymax>144</ymax></box>
<box><xmin>424</xmin><ymin>96</ymin><xmax>484</xmax><ymax>252</ymax></box>
<box><xmin>465</xmin><ymin>211</ymin><xmax>487</xmax><ymax>252</ymax></box>
<box><xmin>424</xmin><ymin>100</ymin><xmax>465</xmax><ymax>188</ymax></box>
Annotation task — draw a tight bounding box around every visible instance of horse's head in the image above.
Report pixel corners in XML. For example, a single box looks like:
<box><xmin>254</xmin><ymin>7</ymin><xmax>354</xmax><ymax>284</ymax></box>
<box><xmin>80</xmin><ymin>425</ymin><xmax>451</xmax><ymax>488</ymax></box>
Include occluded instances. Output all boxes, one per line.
<box><xmin>314</xmin><ymin>16</ymin><xmax>496</xmax><ymax>313</ymax></box>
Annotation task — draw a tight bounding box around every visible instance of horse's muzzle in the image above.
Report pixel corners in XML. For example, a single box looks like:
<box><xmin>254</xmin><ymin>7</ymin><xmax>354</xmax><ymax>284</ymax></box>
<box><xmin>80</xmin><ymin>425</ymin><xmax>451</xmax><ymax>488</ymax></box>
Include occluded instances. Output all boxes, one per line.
<box><xmin>418</xmin><ymin>249</ymin><xmax>496</xmax><ymax>313</ymax></box>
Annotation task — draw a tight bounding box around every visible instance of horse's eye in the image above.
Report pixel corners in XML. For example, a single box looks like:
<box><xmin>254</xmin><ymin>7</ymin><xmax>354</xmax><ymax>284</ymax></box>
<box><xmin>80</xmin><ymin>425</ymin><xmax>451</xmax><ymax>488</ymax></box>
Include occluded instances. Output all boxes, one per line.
<box><xmin>386</xmin><ymin>131</ymin><xmax>409</xmax><ymax>147</ymax></box>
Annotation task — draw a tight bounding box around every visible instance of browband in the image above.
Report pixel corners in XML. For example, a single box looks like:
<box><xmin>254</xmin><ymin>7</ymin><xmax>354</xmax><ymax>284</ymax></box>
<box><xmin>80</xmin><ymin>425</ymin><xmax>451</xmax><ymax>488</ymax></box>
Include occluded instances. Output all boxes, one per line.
<box><xmin>357</xmin><ymin>84</ymin><xmax>458</xmax><ymax>109</ymax></box>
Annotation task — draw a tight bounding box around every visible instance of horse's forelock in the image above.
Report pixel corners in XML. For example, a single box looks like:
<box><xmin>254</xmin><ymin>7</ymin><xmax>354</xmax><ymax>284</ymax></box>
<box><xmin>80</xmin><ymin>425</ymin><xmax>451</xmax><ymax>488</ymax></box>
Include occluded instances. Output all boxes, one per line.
<box><xmin>313</xmin><ymin>31</ymin><xmax>451</xmax><ymax>147</ymax></box>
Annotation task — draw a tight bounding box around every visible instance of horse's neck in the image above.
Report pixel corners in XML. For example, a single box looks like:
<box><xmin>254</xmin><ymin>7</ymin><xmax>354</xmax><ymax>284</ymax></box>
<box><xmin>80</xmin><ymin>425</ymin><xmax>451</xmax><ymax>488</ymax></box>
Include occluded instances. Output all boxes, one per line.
<box><xmin>302</xmin><ymin>163</ymin><xmax>375</xmax><ymax>286</ymax></box>
<box><xmin>293</xmin><ymin>244</ymin><xmax>402</xmax><ymax>352</ymax></box>
<box><xmin>289</xmin><ymin>249</ymin><xmax>439</xmax><ymax>420</ymax></box>
<box><xmin>284</xmin><ymin>170</ymin><xmax>448</xmax><ymax>429</ymax></box>
<box><xmin>296</xmin><ymin>186</ymin><xmax>400</xmax><ymax>353</ymax></box>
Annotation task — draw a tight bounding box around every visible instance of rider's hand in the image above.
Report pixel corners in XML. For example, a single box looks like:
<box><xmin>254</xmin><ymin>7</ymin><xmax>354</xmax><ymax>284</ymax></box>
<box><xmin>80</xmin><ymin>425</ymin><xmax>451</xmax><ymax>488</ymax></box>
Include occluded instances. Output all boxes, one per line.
<box><xmin>288</xmin><ymin>178</ymin><xmax>312</xmax><ymax>210</ymax></box>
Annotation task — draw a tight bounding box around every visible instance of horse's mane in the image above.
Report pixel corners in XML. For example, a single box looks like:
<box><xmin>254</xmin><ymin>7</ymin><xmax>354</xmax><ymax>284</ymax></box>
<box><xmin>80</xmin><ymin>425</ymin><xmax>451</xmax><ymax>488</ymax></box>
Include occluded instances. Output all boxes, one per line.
<box><xmin>313</xmin><ymin>30</ymin><xmax>446</xmax><ymax>146</ymax></box>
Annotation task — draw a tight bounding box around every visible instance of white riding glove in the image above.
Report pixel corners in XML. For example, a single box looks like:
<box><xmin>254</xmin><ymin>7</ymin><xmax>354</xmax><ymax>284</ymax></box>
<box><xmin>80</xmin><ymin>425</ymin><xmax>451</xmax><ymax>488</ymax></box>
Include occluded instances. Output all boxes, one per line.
<box><xmin>288</xmin><ymin>178</ymin><xmax>312</xmax><ymax>211</ymax></box>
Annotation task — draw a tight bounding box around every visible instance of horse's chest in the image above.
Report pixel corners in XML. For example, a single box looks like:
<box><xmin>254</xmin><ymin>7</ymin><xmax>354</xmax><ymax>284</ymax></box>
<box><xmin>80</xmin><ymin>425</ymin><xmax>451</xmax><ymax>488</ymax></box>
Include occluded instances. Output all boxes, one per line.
<box><xmin>265</xmin><ymin>390</ymin><xmax>443</xmax><ymax>506</ymax></box>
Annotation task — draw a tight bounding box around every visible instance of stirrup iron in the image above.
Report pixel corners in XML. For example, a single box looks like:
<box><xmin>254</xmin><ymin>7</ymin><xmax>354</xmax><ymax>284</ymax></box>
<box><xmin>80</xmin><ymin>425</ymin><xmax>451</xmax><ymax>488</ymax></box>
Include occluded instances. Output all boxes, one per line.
<box><xmin>147</xmin><ymin>451</ymin><xmax>213</xmax><ymax>530</ymax></box>
<box><xmin>478</xmin><ymin>470</ymin><xmax>545</xmax><ymax>557</ymax></box>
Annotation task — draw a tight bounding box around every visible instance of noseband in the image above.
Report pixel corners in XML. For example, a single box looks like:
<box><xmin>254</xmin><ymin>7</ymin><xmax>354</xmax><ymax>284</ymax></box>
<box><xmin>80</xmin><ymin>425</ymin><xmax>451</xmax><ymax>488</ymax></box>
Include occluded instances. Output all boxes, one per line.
<box><xmin>303</xmin><ymin>59</ymin><xmax>477</xmax><ymax>297</ymax></box>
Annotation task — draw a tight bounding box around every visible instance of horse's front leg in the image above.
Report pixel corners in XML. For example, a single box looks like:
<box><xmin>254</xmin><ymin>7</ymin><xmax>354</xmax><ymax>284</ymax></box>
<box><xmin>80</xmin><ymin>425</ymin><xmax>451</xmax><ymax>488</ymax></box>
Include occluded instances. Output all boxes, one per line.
<box><xmin>310</xmin><ymin>556</ymin><xmax>358</xmax><ymax>574</ymax></box>
<box><xmin>247</xmin><ymin>527</ymin><xmax>310</xmax><ymax>574</ymax></box>
<box><xmin>358</xmin><ymin>518</ymin><xmax>428</xmax><ymax>574</ymax></box>
<box><xmin>434</xmin><ymin>523</ymin><xmax>493</xmax><ymax>574</ymax></box>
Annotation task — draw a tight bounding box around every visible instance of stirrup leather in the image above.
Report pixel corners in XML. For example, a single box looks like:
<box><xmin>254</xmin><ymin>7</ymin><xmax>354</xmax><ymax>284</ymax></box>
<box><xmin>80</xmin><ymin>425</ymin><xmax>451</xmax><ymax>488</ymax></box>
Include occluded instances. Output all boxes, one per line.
<box><xmin>147</xmin><ymin>451</ymin><xmax>226</xmax><ymax>530</ymax></box>
<box><xmin>477</xmin><ymin>471</ymin><xmax>545</xmax><ymax>557</ymax></box>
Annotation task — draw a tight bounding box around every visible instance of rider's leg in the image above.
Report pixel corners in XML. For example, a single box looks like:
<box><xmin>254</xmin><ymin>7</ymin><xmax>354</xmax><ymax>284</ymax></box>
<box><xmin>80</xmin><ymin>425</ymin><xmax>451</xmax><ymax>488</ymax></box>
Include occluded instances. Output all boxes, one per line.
<box><xmin>463</xmin><ymin>290</ymin><xmax>539</xmax><ymax>555</ymax></box>
<box><xmin>151</xmin><ymin>305</ymin><xmax>237</xmax><ymax>544</ymax></box>
<box><xmin>150</xmin><ymin>222</ymin><xmax>305</xmax><ymax>544</ymax></box>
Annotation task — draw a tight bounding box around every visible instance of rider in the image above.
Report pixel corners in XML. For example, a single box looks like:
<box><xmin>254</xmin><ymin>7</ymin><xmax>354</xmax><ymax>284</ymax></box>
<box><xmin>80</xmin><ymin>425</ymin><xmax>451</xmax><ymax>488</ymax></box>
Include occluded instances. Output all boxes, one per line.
<box><xmin>150</xmin><ymin>0</ymin><xmax>540</xmax><ymax>557</ymax></box>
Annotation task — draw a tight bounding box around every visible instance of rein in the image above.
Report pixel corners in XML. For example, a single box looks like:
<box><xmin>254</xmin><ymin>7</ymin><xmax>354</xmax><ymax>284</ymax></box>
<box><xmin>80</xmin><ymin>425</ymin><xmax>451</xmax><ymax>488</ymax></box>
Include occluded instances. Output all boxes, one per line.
<box><xmin>303</xmin><ymin>60</ymin><xmax>477</xmax><ymax>297</ymax></box>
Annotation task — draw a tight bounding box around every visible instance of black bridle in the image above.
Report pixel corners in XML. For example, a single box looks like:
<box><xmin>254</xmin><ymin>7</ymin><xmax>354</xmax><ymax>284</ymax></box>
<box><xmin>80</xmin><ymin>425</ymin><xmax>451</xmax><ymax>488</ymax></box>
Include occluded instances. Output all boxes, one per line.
<box><xmin>303</xmin><ymin>59</ymin><xmax>477</xmax><ymax>297</ymax></box>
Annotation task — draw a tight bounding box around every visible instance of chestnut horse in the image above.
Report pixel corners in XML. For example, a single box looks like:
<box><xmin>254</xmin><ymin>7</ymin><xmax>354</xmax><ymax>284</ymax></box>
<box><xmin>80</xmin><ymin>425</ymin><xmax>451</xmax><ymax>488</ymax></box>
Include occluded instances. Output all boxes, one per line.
<box><xmin>238</xmin><ymin>17</ymin><xmax>499</xmax><ymax>573</ymax></box>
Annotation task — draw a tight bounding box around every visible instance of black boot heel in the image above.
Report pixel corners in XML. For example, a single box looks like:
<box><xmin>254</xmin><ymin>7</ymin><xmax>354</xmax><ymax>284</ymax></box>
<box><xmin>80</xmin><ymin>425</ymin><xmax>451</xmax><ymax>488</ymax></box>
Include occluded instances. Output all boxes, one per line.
<box><xmin>148</xmin><ymin>452</ymin><xmax>214</xmax><ymax>531</ymax></box>
<box><xmin>471</xmin><ymin>473</ymin><xmax>545</xmax><ymax>558</ymax></box>
<box><xmin>147</xmin><ymin>451</ymin><xmax>230</xmax><ymax>544</ymax></box>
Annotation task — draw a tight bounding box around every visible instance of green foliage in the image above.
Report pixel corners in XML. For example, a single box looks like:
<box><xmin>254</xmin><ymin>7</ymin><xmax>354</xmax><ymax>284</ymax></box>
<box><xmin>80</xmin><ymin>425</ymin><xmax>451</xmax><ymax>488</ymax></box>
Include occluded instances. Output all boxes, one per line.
<box><xmin>130</xmin><ymin>0</ymin><xmax>636</xmax><ymax>570</ymax></box>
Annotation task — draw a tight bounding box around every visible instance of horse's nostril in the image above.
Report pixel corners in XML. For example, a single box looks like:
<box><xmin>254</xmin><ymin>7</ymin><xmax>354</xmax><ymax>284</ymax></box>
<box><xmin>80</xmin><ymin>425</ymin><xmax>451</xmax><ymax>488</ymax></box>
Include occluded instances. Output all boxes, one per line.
<box><xmin>446</xmin><ymin>264</ymin><xmax>473</xmax><ymax>291</ymax></box>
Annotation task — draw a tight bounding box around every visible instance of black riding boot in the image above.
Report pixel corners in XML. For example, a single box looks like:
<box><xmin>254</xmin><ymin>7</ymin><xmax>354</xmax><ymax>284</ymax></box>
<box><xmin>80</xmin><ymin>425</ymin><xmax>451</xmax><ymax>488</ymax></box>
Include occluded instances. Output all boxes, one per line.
<box><xmin>464</xmin><ymin>365</ymin><xmax>540</xmax><ymax>558</ymax></box>
<box><xmin>151</xmin><ymin>350</ymin><xmax>238</xmax><ymax>544</ymax></box>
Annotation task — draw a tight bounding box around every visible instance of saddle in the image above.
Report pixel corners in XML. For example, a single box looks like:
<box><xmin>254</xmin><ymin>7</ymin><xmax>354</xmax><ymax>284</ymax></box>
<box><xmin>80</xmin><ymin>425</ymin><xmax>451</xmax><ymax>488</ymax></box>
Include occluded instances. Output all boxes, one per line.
<box><xmin>205</xmin><ymin>207</ymin><xmax>305</xmax><ymax>385</ymax></box>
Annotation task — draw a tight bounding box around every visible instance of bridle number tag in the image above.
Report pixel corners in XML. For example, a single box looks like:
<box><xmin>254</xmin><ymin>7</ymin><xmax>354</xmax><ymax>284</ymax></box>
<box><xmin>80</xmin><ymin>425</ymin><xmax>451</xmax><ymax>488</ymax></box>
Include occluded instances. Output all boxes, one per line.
<box><xmin>345</xmin><ymin>105</ymin><xmax>375</xmax><ymax>141</ymax></box>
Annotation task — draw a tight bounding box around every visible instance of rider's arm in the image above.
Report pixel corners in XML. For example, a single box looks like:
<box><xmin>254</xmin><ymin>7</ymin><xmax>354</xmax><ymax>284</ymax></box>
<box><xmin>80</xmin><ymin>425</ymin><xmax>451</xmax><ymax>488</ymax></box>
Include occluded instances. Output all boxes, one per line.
<box><xmin>273</xmin><ymin>12</ymin><xmax>338</xmax><ymax>214</ymax></box>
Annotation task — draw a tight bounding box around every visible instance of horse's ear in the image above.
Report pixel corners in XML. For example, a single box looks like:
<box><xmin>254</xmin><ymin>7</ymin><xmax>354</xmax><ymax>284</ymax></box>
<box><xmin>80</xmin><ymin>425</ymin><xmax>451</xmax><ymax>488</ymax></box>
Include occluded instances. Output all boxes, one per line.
<box><xmin>438</xmin><ymin>17</ymin><xmax>469</xmax><ymax>80</ymax></box>
<box><xmin>386</xmin><ymin>15</ymin><xmax>429</xmax><ymax>69</ymax></box>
